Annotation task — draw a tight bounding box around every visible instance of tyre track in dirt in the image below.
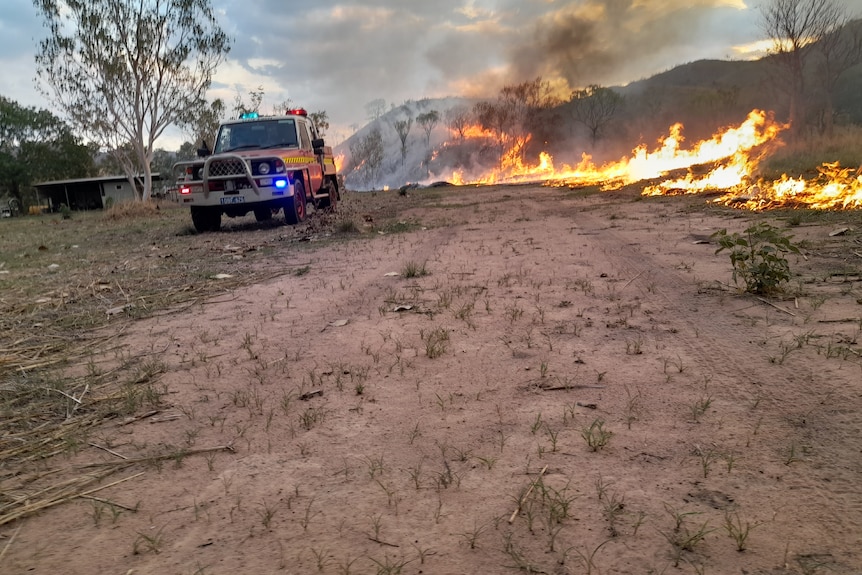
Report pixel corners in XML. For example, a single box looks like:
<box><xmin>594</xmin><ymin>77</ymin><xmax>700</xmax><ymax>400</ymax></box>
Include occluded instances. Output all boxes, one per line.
<box><xmin>535</xmin><ymin>193</ymin><xmax>862</xmax><ymax>569</ymax></box>
<box><xmin>7</xmin><ymin>188</ymin><xmax>860</xmax><ymax>574</ymax></box>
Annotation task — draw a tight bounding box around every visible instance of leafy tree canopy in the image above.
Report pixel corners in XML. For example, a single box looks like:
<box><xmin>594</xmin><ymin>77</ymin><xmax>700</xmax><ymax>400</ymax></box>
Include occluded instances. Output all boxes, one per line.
<box><xmin>33</xmin><ymin>0</ymin><xmax>231</xmax><ymax>200</ymax></box>
<box><xmin>0</xmin><ymin>95</ymin><xmax>95</xmax><ymax>207</ymax></box>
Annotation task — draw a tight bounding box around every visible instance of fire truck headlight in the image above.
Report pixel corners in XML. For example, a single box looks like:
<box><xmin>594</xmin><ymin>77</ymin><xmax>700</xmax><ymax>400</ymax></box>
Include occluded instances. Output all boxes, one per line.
<box><xmin>257</xmin><ymin>162</ymin><xmax>271</xmax><ymax>175</ymax></box>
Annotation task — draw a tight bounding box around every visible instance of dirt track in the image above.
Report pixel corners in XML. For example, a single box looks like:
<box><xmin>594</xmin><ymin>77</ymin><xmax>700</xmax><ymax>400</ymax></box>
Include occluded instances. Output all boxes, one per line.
<box><xmin>3</xmin><ymin>185</ymin><xmax>861</xmax><ymax>574</ymax></box>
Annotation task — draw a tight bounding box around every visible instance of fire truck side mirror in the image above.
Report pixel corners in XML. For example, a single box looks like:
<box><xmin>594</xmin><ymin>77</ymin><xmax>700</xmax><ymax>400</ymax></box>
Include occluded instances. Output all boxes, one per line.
<box><xmin>197</xmin><ymin>140</ymin><xmax>211</xmax><ymax>158</ymax></box>
<box><xmin>312</xmin><ymin>138</ymin><xmax>325</xmax><ymax>155</ymax></box>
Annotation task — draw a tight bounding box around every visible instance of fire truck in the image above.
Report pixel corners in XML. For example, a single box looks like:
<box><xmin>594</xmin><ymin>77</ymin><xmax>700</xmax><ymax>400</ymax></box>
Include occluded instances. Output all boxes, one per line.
<box><xmin>174</xmin><ymin>109</ymin><xmax>339</xmax><ymax>232</ymax></box>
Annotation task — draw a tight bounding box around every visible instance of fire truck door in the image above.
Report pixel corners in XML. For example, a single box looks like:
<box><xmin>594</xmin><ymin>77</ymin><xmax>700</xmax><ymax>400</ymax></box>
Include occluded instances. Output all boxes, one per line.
<box><xmin>299</xmin><ymin>121</ymin><xmax>323</xmax><ymax>190</ymax></box>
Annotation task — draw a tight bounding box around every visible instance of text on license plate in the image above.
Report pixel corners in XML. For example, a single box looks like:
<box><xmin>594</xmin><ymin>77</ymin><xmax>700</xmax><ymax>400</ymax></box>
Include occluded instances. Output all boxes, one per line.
<box><xmin>220</xmin><ymin>196</ymin><xmax>245</xmax><ymax>205</ymax></box>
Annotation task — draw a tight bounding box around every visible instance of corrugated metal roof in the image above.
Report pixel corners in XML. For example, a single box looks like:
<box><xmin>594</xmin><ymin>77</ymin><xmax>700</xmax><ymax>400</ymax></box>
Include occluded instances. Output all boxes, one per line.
<box><xmin>33</xmin><ymin>174</ymin><xmax>162</xmax><ymax>187</ymax></box>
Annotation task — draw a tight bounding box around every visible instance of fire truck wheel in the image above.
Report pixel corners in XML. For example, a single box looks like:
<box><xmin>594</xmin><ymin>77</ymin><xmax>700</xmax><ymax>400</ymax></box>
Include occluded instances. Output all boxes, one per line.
<box><xmin>191</xmin><ymin>206</ymin><xmax>221</xmax><ymax>232</ymax></box>
<box><xmin>284</xmin><ymin>180</ymin><xmax>307</xmax><ymax>225</ymax></box>
<box><xmin>320</xmin><ymin>178</ymin><xmax>338</xmax><ymax>211</ymax></box>
<box><xmin>254</xmin><ymin>207</ymin><xmax>273</xmax><ymax>222</ymax></box>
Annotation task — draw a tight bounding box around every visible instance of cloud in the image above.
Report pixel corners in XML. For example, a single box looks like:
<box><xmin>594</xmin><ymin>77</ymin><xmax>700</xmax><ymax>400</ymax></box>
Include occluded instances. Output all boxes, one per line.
<box><xmin>0</xmin><ymin>0</ymin><xmax>767</xmax><ymax>147</ymax></box>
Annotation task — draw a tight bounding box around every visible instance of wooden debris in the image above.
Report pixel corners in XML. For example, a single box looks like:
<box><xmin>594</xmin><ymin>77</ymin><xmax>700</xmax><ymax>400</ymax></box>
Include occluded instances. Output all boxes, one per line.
<box><xmin>755</xmin><ymin>297</ymin><xmax>795</xmax><ymax>317</ymax></box>
<box><xmin>79</xmin><ymin>495</ymin><xmax>138</xmax><ymax>512</ymax></box>
<box><xmin>88</xmin><ymin>442</ymin><xmax>128</xmax><ymax>460</ymax></box>
<box><xmin>76</xmin><ymin>444</ymin><xmax>234</xmax><ymax>469</ymax></box>
<box><xmin>540</xmin><ymin>384</ymin><xmax>606</xmax><ymax>391</ymax></box>
<box><xmin>118</xmin><ymin>410</ymin><xmax>161</xmax><ymax>426</ymax></box>
<box><xmin>299</xmin><ymin>390</ymin><xmax>323</xmax><ymax>401</ymax></box>
<box><xmin>148</xmin><ymin>413</ymin><xmax>182</xmax><ymax>424</ymax></box>
<box><xmin>368</xmin><ymin>537</ymin><xmax>399</xmax><ymax>548</ymax></box>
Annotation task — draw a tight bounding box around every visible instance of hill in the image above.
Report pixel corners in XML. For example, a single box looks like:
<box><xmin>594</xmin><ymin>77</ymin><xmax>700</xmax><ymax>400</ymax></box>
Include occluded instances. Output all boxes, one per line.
<box><xmin>336</xmin><ymin>25</ymin><xmax>862</xmax><ymax>190</ymax></box>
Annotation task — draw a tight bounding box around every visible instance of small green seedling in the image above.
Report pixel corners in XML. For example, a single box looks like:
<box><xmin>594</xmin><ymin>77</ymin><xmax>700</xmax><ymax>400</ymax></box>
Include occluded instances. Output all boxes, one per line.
<box><xmin>581</xmin><ymin>419</ymin><xmax>613</xmax><ymax>451</ymax></box>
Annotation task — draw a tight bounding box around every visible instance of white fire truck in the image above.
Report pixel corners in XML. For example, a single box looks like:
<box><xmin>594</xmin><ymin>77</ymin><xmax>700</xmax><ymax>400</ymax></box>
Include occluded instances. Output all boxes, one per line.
<box><xmin>174</xmin><ymin>109</ymin><xmax>339</xmax><ymax>232</ymax></box>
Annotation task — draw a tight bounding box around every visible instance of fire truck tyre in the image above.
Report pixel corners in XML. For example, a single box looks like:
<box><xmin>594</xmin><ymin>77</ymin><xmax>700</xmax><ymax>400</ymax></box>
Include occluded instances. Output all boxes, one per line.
<box><xmin>284</xmin><ymin>180</ymin><xmax>307</xmax><ymax>225</ymax></box>
<box><xmin>191</xmin><ymin>206</ymin><xmax>221</xmax><ymax>232</ymax></box>
<box><xmin>320</xmin><ymin>178</ymin><xmax>338</xmax><ymax>211</ymax></box>
<box><xmin>254</xmin><ymin>206</ymin><xmax>273</xmax><ymax>222</ymax></box>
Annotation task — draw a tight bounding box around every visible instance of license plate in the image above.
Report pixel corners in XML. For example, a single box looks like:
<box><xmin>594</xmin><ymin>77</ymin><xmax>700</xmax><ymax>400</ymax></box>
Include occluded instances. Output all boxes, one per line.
<box><xmin>259</xmin><ymin>178</ymin><xmax>272</xmax><ymax>186</ymax></box>
<box><xmin>220</xmin><ymin>196</ymin><xmax>245</xmax><ymax>204</ymax></box>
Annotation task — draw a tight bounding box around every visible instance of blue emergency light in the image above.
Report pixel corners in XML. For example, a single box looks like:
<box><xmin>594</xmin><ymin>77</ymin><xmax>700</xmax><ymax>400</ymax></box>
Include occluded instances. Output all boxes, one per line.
<box><xmin>275</xmin><ymin>178</ymin><xmax>287</xmax><ymax>189</ymax></box>
<box><xmin>239</xmin><ymin>112</ymin><xmax>259</xmax><ymax>119</ymax></box>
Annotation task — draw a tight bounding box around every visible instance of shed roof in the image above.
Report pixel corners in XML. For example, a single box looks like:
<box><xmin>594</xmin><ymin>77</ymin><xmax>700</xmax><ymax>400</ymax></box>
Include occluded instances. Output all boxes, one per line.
<box><xmin>33</xmin><ymin>174</ymin><xmax>162</xmax><ymax>188</ymax></box>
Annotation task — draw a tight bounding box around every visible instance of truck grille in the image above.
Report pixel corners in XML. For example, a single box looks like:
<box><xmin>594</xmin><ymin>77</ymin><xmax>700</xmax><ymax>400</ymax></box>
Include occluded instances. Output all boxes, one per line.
<box><xmin>208</xmin><ymin>159</ymin><xmax>247</xmax><ymax>178</ymax></box>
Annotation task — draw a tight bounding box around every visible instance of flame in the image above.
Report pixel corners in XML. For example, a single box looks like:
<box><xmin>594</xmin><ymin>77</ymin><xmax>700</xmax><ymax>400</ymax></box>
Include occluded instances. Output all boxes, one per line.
<box><xmin>444</xmin><ymin>109</ymin><xmax>862</xmax><ymax>210</ymax></box>
<box><xmin>717</xmin><ymin>162</ymin><xmax>862</xmax><ymax>210</ymax></box>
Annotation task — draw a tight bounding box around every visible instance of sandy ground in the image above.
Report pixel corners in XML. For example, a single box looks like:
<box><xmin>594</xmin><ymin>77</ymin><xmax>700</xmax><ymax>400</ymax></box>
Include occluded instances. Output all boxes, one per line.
<box><xmin>2</xmin><ymin>185</ymin><xmax>862</xmax><ymax>574</ymax></box>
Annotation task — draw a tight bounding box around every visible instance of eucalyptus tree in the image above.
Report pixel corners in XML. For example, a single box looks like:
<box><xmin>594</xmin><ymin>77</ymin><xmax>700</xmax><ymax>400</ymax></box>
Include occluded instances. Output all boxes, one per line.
<box><xmin>33</xmin><ymin>0</ymin><xmax>231</xmax><ymax>200</ymax></box>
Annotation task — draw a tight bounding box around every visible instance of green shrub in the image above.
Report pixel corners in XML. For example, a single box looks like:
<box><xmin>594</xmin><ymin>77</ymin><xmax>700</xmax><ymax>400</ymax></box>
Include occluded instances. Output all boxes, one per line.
<box><xmin>712</xmin><ymin>223</ymin><xmax>800</xmax><ymax>295</ymax></box>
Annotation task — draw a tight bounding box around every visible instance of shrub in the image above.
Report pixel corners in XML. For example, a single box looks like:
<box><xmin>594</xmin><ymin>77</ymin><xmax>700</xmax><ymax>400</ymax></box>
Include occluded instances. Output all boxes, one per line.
<box><xmin>712</xmin><ymin>223</ymin><xmax>800</xmax><ymax>295</ymax></box>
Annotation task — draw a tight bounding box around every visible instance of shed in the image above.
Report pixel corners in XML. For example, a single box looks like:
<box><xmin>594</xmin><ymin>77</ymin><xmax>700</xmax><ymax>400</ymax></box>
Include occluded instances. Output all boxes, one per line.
<box><xmin>32</xmin><ymin>174</ymin><xmax>162</xmax><ymax>211</ymax></box>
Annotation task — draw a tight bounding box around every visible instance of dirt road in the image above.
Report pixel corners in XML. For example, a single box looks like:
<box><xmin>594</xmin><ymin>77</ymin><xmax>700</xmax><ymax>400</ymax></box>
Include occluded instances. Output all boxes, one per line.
<box><xmin>4</xmin><ymin>185</ymin><xmax>861</xmax><ymax>574</ymax></box>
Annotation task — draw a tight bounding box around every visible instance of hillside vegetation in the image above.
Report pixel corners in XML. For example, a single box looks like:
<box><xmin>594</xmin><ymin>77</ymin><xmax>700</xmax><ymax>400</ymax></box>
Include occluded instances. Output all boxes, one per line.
<box><xmin>337</xmin><ymin>20</ymin><xmax>862</xmax><ymax>191</ymax></box>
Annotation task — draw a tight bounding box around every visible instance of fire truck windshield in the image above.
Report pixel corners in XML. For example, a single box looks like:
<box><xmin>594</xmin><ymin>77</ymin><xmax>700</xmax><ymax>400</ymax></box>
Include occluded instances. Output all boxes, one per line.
<box><xmin>214</xmin><ymin>119</ymin><xmax>299</xmax><ymax>153</ymax></box>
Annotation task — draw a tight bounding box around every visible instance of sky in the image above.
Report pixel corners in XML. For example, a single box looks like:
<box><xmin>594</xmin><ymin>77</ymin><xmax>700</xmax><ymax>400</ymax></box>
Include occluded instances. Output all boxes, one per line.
<box><xmin>1</xmin><ymin>0</ymin><xmax>860</xmax><ymax>149</ymax></box>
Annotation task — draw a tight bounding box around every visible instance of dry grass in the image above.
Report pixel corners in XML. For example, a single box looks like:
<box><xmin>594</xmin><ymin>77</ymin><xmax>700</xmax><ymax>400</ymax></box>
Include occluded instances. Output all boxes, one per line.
<box><xmin>102</xmin><ymin>199</ymin><xmax>163</xmax><ymax>220</ymax></box>
<box><xmin>762</xmin><ymin>124</ymin><xmax>862</xmax><ymax>177</ymax></box>
<box><xmin>0</xmin><ymin>191</ymin><xmax>423</xmax><ymax>526</ymax></box>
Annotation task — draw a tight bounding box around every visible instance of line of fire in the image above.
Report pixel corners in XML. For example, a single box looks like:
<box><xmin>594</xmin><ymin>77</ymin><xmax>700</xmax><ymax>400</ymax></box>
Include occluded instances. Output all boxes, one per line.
<box><xmin>341</xmin><ymin>107</ymin><xmax>861</xmax><ymax>211</ymax></box>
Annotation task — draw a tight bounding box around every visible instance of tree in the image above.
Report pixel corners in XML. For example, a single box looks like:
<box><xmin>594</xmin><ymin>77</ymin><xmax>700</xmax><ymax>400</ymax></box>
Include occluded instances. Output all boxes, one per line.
<box><xmin>470</xmin><ymin>78</ymin><xmax>559</xmax><ymax>165</ymax></box>
<box><xmin>308</xmin><ymin>111</ymin><xmax>330</xmax><ymax>136</ymax></box>
<box><xmin>498</xmin><ymin>77</ymin><xmax>560</xmax><ymax>161</ymax></box>
<box><xmin>759</xmin><ymin>0</ymin><xmax>849</xmax><ymax>136</ymax></box>
<box><xmin>811</xmin><ymin>19</ymin><xmax>862</xmax><ymax>135</ymax></box>
<box><xmin>234</xmin><ymin>86</ymin><xmax>265</xmax><ymax>117</ymax></box>
<box><xmin>365</xmin><ymin>99</ymin><xmax>387</xmax><ymax>122</ymax></box>
<box><xmin>184</xmin><ymin>98</ymin><xmax>225</xmax><ymax>150</ymax></box>
<box><xmin>392</xmin><ymin>110</ymin><xmax>413</xmax><ymax>166</ymax></box>
<box><xmin>445</xmin><ymin>105</ymin><xmax>472</xmax><ymax>140</ymax></box>
<box><xmin>416</xmin><ymin>110</ymin><xmax>440</xmax><ymax>149</ymax></box>
<box><xmin>348</xmin><ymin>127</ymin><xmax>384</xmax><ymax>188</ymax></box>
<box><xmin>33</xmin><ymin>0</ymin><xmax>231</xmax><ymax>201</ymax></box>
<box><xmin>150</xmin><ymin>148</ymin><xmax>177</xmax><ymax>196</ymax></box>
<box><xmin>0</xmin><ymin>95</ymin><xmax>95</xmax><ymax>208</ymax></box>
<box><xmin>569</xmin><ymin>85</ymin><xmax>624</xmax><ymax>145</ymax></box>
<box><xmin>271</xmin><ymin>97</ymin><xmax>294</xmax><ymax>116</ymax></box>
<box><xmin>473</xmin><ymin>100</ymin><xmax>512</xmax><ymax>162</ymax></box>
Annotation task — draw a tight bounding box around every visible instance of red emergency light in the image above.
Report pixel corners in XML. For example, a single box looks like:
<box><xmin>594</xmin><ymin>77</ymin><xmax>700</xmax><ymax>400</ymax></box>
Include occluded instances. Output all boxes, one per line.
<box><xmin>286</xmin><ymin>108</ymin><xmax>308</xmax><ymax>117</ymax></box>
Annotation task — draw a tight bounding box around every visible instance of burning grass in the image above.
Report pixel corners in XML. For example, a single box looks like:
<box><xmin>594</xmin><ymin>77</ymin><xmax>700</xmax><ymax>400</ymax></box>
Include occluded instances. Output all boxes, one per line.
<box><xmin>446</xmin><ymin>109</ymin><xmax>862</xmax><ymax>210</ymax></box>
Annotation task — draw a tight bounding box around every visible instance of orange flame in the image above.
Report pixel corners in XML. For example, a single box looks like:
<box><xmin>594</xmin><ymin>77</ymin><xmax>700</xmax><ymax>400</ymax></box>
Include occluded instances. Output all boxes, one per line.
<box><xmin>446</xmin><ymin>109</ymin><xmax>861</xmax><ymax>210</ymax></box>
<box><xmin>716</xmin><ymin>162</ymin><xmax>862</xmax><ymax>209</ymax></box>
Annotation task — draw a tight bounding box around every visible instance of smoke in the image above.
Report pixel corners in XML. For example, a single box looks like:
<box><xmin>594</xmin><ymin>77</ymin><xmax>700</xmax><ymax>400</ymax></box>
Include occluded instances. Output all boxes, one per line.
<box><xmin>504</xmin><ymin>1</ymin><xmax>755</xmax><ymax>91</ymax></box>
<box><xmin>201</xmin><ymin>0</ymin><xmax>758</xmax><ymax>132</ymax></box>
